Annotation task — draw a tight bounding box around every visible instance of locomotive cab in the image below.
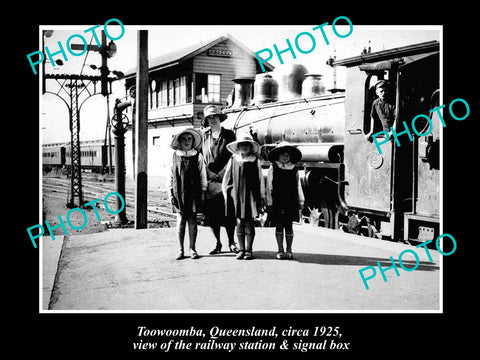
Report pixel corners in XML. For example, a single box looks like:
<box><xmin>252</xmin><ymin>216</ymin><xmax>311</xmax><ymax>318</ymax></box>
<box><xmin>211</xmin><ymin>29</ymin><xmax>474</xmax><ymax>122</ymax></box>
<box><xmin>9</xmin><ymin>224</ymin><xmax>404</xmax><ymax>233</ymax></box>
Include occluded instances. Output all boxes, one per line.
<box><xmin>334</xmin><ymin>41</ymin><xmax>440</xmax><ymax>241</ymax></box>
<box><xmin>221</xmin><ymin>41</ymin><xmax>440</xmax><ymax>244</ymax></box>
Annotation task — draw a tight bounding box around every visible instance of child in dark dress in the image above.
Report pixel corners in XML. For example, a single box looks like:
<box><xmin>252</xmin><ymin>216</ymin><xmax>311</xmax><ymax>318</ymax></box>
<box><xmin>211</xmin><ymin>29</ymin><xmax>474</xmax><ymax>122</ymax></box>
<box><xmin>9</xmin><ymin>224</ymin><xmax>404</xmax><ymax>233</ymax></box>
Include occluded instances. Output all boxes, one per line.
<box><xmin>266</xmin><ymin>142</ymin><xmax>304</xmax><ymax>260</ymax></box>
<box><xmin>169</xmin><ymin>128</ymin><xmax>207</xmax><ymax>260</ymax></box>
<box><xmin>222</xmin><ymin>135</ymin><xmax>265</xmax><ymax>260</ymax></box>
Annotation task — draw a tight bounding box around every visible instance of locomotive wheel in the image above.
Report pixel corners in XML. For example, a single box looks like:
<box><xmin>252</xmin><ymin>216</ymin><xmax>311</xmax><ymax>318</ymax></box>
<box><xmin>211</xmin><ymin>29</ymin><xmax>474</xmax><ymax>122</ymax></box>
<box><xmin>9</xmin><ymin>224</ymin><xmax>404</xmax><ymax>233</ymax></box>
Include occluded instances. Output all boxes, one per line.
<box><xmin>320</xmin><ymin>199</ymin><xmax>340</xmax><ymax>229</ymax></box>
<box><xmin>304</xmin><ymin>170</ymin><xmax>338</xmax><ymax>229</ymax></box>
<box><xmin>308</xmin><ymin>200</ymin><xmax>333</xmax><ymax>228</ymax></box>
<box><xmin>320</xmin><ymin>205</ymin><xmax>333</xmax><ymax>228</ymax></box>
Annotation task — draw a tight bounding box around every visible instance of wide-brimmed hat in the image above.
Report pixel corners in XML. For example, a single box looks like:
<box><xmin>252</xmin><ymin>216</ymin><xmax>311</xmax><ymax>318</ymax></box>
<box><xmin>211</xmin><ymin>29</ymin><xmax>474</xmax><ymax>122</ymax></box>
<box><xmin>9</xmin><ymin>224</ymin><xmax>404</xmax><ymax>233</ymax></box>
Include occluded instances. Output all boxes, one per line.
<box><xmin>202</xmin><ymin>104</ymin><xmax>228</xmax><ymax>127</ymax></box>
<box><xmin>267</xmin><ymin>141</ymin><xmax>302</xmax><ymax>164</ymax></box>
<box><xmin>226</xmin><ymin>135</ymin><xmax>261</xmax><ymax>155</ymax></box>
<box><xmin>170</xmin><ymin>128</ymin><xmax>202</xmax><ymax>150</ymax></box>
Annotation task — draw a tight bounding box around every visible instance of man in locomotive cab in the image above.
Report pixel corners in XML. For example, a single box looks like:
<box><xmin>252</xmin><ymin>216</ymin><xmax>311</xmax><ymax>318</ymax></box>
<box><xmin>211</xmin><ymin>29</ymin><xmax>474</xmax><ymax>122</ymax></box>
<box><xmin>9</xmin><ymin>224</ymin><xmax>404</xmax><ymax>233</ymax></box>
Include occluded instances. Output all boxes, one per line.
<box><xmin>365</xmin><ymin>80</ymin><xmax>396</xmax><ymax>141</ymax></box>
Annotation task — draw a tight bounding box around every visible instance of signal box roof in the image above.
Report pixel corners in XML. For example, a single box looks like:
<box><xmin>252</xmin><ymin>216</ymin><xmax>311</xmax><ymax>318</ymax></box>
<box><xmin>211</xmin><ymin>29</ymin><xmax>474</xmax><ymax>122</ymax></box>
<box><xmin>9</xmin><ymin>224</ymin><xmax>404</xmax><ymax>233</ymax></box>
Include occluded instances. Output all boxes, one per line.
<box><xmin>122</xmin><ymin>34</ymin><xmax>274</xmax><ymax>78</ymax></box>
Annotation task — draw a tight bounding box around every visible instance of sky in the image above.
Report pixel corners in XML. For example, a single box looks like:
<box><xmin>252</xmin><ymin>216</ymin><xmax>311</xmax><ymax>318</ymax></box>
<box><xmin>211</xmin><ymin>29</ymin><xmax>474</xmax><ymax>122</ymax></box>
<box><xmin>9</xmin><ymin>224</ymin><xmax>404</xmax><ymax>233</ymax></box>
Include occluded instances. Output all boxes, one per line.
<box><xmin>39</xmin><ymin>24</ymin><xmax>441</xmax><ymax>144</ymax></box>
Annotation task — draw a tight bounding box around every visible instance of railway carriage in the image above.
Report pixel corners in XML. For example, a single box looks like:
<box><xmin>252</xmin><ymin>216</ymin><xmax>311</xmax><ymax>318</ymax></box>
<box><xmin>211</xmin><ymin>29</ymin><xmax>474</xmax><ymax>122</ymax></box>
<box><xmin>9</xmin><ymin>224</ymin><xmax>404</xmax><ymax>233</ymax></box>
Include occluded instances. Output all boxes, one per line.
<box><xmin>42</xmin><ymin>140</ymin><xmax>115</xmax><ymax>173</ymax></box>
<box><xmin>42</xmin><ymin>142</ymin><xmax>66</xmax><ymax>168</ymax></box>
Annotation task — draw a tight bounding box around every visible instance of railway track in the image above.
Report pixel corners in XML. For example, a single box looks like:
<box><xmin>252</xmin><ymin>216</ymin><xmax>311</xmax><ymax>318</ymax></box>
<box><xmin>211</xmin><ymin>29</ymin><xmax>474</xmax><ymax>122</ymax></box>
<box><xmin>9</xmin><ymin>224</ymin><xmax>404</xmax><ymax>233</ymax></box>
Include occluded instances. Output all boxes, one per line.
<box><xmin>43</xmin><ymin>176</ymin><xmax>176</xmax><ymax>226</ymax></box>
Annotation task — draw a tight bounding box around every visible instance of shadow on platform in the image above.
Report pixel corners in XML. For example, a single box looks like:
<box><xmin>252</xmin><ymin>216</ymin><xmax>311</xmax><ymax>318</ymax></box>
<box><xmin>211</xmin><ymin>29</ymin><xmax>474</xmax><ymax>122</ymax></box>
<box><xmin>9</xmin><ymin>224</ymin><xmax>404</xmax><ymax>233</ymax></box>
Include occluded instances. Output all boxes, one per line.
<box><xmin>252</xmin><ymin>251</ymin><xmax>439</xmax><ymax>271</ymax></box>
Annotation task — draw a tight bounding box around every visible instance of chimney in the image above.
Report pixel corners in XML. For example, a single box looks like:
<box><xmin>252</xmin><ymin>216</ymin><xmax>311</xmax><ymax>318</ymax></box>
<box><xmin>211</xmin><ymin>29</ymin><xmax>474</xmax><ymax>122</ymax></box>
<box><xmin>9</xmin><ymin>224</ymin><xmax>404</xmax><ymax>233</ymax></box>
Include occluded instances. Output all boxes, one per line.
<box><xmin>232</xmin><ymin>77</ymin><xmax>254</xmax><ymax>108</ymax></box>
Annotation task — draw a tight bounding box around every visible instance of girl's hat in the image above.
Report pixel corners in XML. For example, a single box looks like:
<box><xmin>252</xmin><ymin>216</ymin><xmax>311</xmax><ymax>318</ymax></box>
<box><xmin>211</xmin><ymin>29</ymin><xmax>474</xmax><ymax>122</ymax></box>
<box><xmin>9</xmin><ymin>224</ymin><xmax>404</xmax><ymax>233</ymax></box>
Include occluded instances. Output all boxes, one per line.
<box><xmin>267</xmin><ymin>141</ymin><xmax>302</xmax><ymax>164</ymax></box>
<box><xmin>202</xmin><ymin>104</ymin><xmax>228</xmax><ymax>127</ymax></box>
<box><xmin>226</xmin><ymin>135</ymin><xmax>261</xmax><ymax>155</ymax></box>
<box><xmin>170</xmin><ymin>128</ymin><xmax>202</xmax><ymax>150</ymax></box>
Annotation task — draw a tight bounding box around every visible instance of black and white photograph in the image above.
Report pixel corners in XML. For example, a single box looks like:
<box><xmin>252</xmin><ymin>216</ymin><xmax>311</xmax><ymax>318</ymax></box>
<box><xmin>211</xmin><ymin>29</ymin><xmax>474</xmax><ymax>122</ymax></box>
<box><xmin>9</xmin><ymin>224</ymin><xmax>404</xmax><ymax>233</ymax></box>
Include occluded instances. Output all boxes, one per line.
<box><xmin>15</xmin><ymin>7</ymin><xmax>476</xmax><ymax>357</ymax></box>
<box><xmin>39</xmin><ymin>24</ymin><xmax>444</xmax><ymax>312</ymax></box>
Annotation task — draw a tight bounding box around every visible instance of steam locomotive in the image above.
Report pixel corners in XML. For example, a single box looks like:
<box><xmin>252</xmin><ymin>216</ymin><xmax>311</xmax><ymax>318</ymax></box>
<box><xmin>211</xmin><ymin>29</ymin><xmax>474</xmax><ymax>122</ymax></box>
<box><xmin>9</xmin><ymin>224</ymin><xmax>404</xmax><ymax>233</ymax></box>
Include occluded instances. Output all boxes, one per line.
<box><xmin>222</xmin><ymin>41</ymin><xmax>440</xmax><ymax>243</ymax></box>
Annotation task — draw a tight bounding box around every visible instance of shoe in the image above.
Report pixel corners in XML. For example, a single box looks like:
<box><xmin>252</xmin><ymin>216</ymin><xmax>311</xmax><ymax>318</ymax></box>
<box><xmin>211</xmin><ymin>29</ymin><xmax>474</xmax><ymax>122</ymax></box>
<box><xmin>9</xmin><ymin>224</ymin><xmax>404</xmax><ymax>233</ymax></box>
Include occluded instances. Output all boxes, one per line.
<box><xmin>235</xmin><ymin>251</ymin><xmax>245</xmax><ymax>260</ymax></box>
<box><xmin>244</xmin><ymin>251</ymin><xmax>253</xmax><ymax>260</ymax></box>
<box><xmin>190</xmin><ymin>250</ymin><xmax>199</xmax><ymax>259</ymax></box>
<box><xmin>229</xmin><ymin>243</ymin><xmax>239</xmax><ymax>253</ymax></box>
<box><xmin>276</xmin><ymin>251</ymin><xmax>285</xmax><ymax>260</ymax></box>
<box><xmin>209</xmin><ymin>244</ymin><xmax>222</xmax><ymax>255</ymax></box>
<box><xmin>176</xmin><ymin>250</ymin><xmax>184</xmax><ymax>260</ymax></box>
<box><xmin>285</xmin><ymin>251</ymin><xmax>294</xmax><ymax>260</ymax></box>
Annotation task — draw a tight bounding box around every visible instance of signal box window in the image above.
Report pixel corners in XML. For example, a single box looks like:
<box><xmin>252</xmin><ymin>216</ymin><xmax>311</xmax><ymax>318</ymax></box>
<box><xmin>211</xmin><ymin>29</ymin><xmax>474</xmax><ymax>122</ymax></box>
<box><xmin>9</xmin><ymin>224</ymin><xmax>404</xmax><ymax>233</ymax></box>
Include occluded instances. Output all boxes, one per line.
<box><xmin>174</xmin><ymin>78</ymin><xmax>180</xmax><ymax>105</ymax></box>
<box><xmin>195</xmin><ymin>74</ymin><xmax>221</xmax><ymax>103</ymax></box>
<box><xmin>160</xmin><ymin>81</ymin><xmax>168</xmax><ymax>107</ymax></box>
<box><xmin>149</xmin><ymin>79</ymin><xmax>158</xmax><ymax>109</ymax></box>
<box><xmin>168</xmin><ymin>80</ymin><xmax>174</xmax><ymax>106</ymax></box>
<box><xmin>157</xmin><ymin>76</ymin><xmax>192</xmax><ymax>108</ymax></box>
<box><xmin>208</xmin><ymin>74</ymin><xmax>221</xmax><ymax>102</ymax></box>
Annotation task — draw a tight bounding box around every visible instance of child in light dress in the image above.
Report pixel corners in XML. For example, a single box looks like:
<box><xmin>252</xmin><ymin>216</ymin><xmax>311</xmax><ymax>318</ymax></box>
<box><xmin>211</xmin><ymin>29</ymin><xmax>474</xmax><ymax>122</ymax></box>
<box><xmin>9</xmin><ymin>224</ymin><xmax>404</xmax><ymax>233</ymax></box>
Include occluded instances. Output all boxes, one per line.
<box><xmin>222</xmin><ymin>135</ymin><xmax>265</xmax><ymax>260</ymax></box>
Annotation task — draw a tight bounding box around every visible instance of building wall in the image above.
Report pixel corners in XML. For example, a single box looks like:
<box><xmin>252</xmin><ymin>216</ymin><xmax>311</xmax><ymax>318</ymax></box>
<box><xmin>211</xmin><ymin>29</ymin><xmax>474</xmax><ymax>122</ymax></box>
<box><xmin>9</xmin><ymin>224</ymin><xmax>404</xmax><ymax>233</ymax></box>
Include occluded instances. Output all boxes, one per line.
<box><xmin>193</xmin><ymin>40</ymin><xmax>257</xmax><ymax>101</ymax></box>
<box><xmin>123</xmin><ymin>38</ymin><xmax>258</xmax><ymax>184</ymax></box>
<box><xmin>124</xmin><ymin>120</ymin><xmax>206</xmax><ymax>189</ymax></box>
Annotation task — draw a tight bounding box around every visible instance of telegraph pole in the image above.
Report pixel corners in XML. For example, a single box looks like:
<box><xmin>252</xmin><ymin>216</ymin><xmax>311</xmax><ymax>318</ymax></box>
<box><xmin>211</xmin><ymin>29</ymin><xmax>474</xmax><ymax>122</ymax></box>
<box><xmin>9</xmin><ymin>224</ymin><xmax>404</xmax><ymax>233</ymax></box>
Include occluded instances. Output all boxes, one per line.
<box><xmin>135</xmin><ymin>30</ymin><xmax>149</xmax><ymax>229</ymax></box>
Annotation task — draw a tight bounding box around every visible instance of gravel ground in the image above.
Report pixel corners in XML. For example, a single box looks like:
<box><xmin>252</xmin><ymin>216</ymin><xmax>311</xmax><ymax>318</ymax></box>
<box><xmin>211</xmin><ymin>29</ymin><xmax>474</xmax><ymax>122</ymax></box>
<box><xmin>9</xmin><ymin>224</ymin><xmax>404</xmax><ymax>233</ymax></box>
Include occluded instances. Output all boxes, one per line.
<box><xmin>42</xmin><ymin>172</ymin><xmax>174</xmax><ymax>237</ymax></box>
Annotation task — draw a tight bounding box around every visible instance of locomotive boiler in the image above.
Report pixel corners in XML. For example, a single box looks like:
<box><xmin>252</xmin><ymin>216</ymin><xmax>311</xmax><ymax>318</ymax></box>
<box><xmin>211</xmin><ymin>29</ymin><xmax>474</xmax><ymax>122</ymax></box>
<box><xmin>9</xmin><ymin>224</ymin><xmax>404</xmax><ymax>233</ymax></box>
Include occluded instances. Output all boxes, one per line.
<box><xmin>222</xmin><ymin>69</ymin><xmax>346</xmax><ymax>230</ymax></box>
<box><xmin>222</xmin><ymin>40</ymin><xmax>441</xmax><ymax>244</ymax></box>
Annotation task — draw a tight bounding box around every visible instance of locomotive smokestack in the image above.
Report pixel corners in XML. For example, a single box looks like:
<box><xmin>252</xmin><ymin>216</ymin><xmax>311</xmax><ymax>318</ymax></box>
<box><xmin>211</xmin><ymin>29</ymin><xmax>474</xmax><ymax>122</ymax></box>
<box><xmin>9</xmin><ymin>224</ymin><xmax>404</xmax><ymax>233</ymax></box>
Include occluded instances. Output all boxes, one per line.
<box><xmin>232</xmin><ymin>77</ymin><xmax>254</xmax><ymax>108</ymax></box>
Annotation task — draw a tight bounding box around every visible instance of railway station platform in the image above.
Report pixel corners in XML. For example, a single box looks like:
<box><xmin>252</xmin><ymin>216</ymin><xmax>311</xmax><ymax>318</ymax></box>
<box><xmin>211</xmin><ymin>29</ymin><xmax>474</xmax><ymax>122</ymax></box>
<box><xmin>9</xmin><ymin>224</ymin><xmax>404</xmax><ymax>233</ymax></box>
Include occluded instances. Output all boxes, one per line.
<box><xmin>42</xmin><ymin>225</ymin><xmax>440</xmax><ymax>312</ymax></box>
